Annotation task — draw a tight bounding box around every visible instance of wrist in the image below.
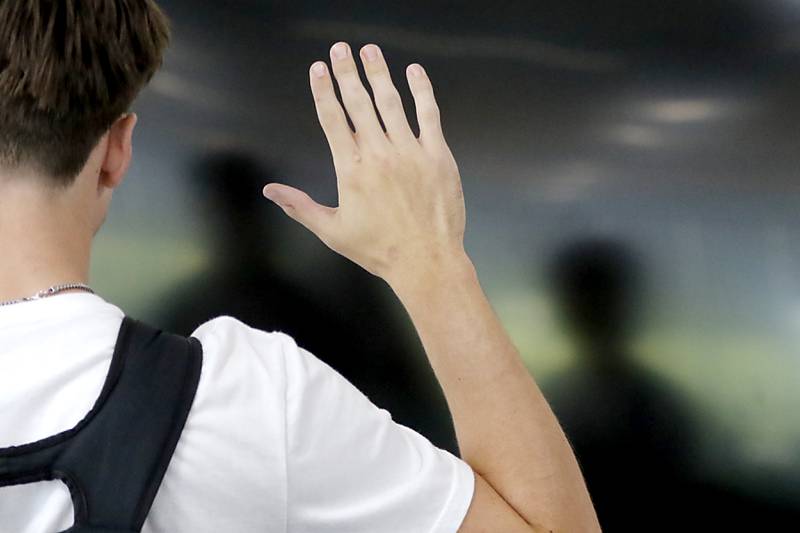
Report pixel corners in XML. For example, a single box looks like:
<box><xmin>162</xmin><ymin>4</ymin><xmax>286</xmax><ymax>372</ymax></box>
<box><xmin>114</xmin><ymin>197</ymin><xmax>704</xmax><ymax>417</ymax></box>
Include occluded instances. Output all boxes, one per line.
<box><xmin>385</xmin><ymin>248</ymin><xmax>477</xmax><ymax>301</ymax></box>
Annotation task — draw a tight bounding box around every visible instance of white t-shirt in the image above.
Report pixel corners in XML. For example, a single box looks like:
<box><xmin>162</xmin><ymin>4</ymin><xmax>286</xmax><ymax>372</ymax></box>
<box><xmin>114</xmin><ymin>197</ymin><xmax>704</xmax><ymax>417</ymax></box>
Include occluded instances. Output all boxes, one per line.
<box><xmin>0</xmin><ymin>293</ymin><xmax>474</xmax><ymax>532</ymax></box>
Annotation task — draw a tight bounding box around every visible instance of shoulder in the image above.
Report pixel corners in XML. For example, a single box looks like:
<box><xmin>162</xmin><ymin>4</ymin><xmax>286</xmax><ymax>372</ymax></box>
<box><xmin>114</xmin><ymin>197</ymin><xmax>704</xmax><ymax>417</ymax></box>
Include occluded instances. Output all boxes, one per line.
<box><xmin>187</xmin><ymin>314</ymin><xmax>306</xmax><ymax>382</ymax></box>
<box><xmin>185</xmin><ymin>314</ymin><xmax>300</xmax><ymax>420</ymax></box>
<box><xmin>190</xmin><ymin>314</ymin><xmax>293</xmax><ymax>355</ymax></box>
<box><xmin>189</xmin><ymin>315</ymin><xmax>341</xmax><ymax>401</ymax></box>
<box><xmin>148</xmin><ymin>315</ymin><xmax>296</xmax><ymax>526</ymax></box>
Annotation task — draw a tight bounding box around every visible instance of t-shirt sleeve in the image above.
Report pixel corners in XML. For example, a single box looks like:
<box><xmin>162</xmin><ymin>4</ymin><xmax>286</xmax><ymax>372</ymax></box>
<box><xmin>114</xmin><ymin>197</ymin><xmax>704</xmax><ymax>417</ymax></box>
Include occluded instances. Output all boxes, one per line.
<box><xmin>280</xmin><ymin>334</ymin><xmax>475</xmax><ymax>533</ymax></box>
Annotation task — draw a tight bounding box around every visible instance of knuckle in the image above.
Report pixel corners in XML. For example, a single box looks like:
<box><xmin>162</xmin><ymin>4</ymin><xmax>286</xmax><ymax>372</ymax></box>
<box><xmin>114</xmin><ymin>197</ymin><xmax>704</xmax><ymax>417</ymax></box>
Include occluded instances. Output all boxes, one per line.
<box><xmin>365</xmin><ymin>63</ymin><xmax>389</xmax><ymax>77</ymax></box>
<box><xmin>334</xmin><ymin>150</ymin><xmax>362</xmax><ymax>171</ymax></box>
<box><xmin>345</xmin><ymin>90</ymin><xmax>371</xmax><ymax>110</ymax></box>
<box><xmin>343</xmin><ymin>81</ymin><xmax>367</xmax><ymax>97</ymax></box>
<box><xmin>312</xmin><ymin>88</ymin><xmax>332</xmax><ymax>104</ymax></box>
<box><xmin>421</xmin><ymin>104</ymin><xmax>441</xmax><ymax>122</ymax></box>
<box><xmin>318</xmin><ymin>108</ymin><xmax>339</xmax><ymax>126</ymax></box>
<box><xmin>334</xmin><ymin>61</ymin><xmax>357</xmax><ymax>75</ymax></box>
<box><xmin>416</xmin><ymin>81</ymin><xmax>434</xmax><ymax>94</ymax></box>
<box><xmin>370</xmin><ymin>149</ymin><xmax>396</xmax><ymax>170</ymax></box>
<box><xmin>337</xmin><ymin>149</ymin><xmax>363</xmax><ymax>165</ymax></box>
<box><xmin>377</xmin><ymin>90</ymin><xmax>402</xmax><ymax>111</ymax></box>
<box><xmin>420</xmin><ymin>146</ymin><xmax>450</xmax><ymax>168</ymax></box>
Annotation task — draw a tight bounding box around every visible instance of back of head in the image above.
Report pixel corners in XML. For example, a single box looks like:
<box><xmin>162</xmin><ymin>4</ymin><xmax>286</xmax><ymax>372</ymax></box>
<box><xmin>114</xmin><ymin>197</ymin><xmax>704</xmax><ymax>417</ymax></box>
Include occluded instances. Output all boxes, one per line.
<box><xmin>0</xmin><ymin>0</ymin><xmax>169</xmax><ymax>187</ymax></box>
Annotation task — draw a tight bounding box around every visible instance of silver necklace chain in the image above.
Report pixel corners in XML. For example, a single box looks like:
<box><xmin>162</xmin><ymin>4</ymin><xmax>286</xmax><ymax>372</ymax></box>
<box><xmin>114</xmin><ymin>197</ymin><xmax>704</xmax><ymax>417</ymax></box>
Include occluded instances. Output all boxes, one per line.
<box><xmin>0</xmin><ymin>283</ymin><xmax>95</xmax><ymax>307</ymax></box>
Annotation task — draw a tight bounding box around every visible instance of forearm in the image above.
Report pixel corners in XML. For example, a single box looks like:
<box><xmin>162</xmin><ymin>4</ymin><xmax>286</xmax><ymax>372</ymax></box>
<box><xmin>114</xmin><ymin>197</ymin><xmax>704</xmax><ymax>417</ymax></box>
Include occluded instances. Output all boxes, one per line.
<box><xmin>388</xmin><ymin>252</ymin><xmax>600</xmax><ymax>532</ymax></box>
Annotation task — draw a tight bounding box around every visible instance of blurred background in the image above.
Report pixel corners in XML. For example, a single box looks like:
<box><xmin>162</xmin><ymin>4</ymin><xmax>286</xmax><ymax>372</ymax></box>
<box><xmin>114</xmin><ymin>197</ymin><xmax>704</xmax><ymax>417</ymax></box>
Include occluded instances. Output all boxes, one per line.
<box><xmin>91</xmin><ymin>0</ymin><xmax>800</xmax><ymax>530</ymax></box>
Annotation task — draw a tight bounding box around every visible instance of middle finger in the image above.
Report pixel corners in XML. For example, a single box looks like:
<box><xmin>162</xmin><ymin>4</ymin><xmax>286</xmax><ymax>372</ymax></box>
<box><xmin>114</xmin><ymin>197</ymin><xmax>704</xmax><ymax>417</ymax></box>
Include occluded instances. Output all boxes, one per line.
<box><xmin>329</xmin><ymin>42</ymin><xmax>386</xmax><ymax>148</ymax></box>
<box><xmin>359</xmin><ymin>44</ymin><xmax>416</xmax><ymax>146</ymax></box>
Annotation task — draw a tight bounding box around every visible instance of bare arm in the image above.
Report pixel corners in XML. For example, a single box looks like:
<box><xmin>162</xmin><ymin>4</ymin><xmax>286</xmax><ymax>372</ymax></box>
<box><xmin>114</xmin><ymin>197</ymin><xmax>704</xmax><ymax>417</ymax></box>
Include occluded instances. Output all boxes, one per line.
<box><xmin>262</xmin><ymin>41</ymin><xmax>600</xmax><ymax>532</ymax></box>
<box><xmin>389</xmin><ymin>253</ymin><xmax>597</xmax><ymax>532</ymax></box>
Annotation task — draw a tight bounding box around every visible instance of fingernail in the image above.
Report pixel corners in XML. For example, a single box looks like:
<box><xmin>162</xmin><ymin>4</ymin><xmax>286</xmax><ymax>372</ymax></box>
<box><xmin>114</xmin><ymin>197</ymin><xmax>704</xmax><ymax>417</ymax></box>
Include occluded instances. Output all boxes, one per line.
<box><xmin>311</xmin><ymin>62</ymin><xmax>327</xmax><ymax>78</ymax></box>
<box><xmin>409</xmin><ymin>64</ymin><xmax>424</xmax><ymax>78</ymax></box>
<box><xmin>331</xmin><ymin>42</ymin><xmax>349</xmax><ymax>60</ymax></box>
<box><xmin>362</xmin><ymin>44</ymin><xmax>380</xmax><ymax>62</ymax></box>
<box><xmin>263</xmin><ymin>186</ymin><xmax>277</xmax><ymax>201</ymax></box>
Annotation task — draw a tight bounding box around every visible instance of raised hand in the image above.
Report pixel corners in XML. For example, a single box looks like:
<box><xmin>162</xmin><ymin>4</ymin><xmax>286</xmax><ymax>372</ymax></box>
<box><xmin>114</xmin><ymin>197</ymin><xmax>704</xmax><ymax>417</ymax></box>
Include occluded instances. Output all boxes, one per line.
<box><xmin>262</xmin><ymin>42</ymin><xmax>467</xmax><ymax>287</ymax></box>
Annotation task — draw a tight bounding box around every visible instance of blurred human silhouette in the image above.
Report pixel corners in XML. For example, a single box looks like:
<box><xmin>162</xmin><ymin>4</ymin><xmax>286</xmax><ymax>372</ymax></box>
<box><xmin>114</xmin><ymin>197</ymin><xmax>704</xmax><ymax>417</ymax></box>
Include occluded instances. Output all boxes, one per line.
<box><xmin>543</xmin><ymin>238</ymin><xmax>694</xmax><ymax>532</ymax></box>
<box><xmin>154</xmin><ymin>150</ymin><xmax>457</xmax><ymax>452</ymax></box>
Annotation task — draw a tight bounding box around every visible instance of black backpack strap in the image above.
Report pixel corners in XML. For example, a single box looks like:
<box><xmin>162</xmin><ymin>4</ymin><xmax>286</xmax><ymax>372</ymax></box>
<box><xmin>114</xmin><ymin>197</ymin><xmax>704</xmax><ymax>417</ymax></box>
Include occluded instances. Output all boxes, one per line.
<box><xmin>0</xmin><ymin>316</ymin><xmax>203</xmax><ymax>533</ymax></box>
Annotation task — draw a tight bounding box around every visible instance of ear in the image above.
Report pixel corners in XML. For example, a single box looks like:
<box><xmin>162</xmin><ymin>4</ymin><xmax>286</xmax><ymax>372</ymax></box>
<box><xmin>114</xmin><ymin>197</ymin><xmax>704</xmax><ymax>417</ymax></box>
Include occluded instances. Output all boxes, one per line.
<box><xmin>99</xmin><ymin>113</ymin><xmax>138</xmax><ymax>189</ymax></box>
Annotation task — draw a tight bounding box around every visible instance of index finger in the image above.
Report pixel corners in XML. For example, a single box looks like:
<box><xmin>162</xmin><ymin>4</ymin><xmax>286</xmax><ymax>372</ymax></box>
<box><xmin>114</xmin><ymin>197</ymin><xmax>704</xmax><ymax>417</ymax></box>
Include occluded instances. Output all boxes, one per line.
<box><xmin>309</xmin><ymin>60</ymin><xmax>359</xmax><ymax>166</ymax></box>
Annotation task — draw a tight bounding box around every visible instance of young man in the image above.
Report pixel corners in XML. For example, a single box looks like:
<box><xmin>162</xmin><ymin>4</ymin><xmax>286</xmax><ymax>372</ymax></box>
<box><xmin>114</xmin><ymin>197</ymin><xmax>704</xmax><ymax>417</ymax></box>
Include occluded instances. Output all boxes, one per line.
<box><xmin>0</xmin><ymin>1</ymin><xmax>599</xmax><ymax>532</ymax></box>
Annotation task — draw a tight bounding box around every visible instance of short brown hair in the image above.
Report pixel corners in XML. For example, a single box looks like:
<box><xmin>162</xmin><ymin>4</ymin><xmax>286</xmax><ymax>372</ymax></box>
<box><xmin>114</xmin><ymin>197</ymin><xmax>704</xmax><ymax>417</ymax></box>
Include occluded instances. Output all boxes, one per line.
<box><xmin>0</xmin><ymin>0</ymin><xmax>170</xmax><ymax>187</ymax></box>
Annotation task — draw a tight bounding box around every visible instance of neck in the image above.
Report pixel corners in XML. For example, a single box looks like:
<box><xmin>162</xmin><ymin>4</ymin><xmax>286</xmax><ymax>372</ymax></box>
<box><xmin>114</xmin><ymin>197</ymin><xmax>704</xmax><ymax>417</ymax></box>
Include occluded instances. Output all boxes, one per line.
<box><xmin>0</xmin><ymin>178</ymin><xmax>93</xmax><ymax>302</ymax></box>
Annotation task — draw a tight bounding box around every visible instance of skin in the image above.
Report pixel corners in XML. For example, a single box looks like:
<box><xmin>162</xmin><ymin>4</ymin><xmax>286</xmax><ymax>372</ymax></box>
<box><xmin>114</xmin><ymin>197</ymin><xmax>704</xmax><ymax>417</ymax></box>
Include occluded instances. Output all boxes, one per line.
<box><xmin>0</xmin><ymin>114</ymin><xmax>136</xmax><ymax>303</ymax></box>
<box><xmin>0</xmin><ymin>42</ymin><xmax>599</xmax><ymax>532</ymax></box>
<box><xmin>263</xmin><ymin>42</ymin><xmax>600</xmax><ymax>532</ymax></box>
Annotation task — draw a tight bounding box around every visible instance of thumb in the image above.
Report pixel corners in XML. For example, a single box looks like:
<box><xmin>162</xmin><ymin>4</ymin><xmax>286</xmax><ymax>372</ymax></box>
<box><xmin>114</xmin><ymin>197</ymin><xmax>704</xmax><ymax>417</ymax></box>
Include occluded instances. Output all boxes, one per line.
<box><xmin>262</xmin><ymin>183</ymin><xmax>335</xmax><ymax>238</ymax></box>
